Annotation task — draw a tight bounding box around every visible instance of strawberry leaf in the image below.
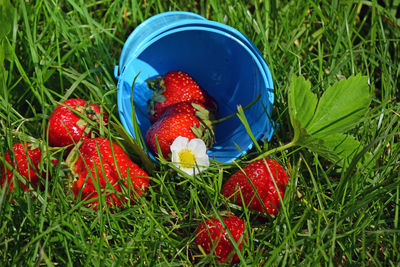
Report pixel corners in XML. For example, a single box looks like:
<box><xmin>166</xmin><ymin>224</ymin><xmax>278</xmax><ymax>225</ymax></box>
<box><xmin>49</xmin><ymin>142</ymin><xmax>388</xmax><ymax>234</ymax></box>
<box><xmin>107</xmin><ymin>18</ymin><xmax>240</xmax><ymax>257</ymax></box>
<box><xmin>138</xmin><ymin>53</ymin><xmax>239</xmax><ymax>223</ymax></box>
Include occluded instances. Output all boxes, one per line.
<box><xmin>306</xmin><ymin>74</ymin><xmax>371</xmax><ymax>136</ymax></box>
<box><xmin>299</xmin><ymin>133</ymin><xmax>367</xmax><ymax>166</ymax></box>
<box><xmin>147</xmin><ymin>76</ymin><xmax>166</xmax><ymax>104</ymax></box>
<box><xmin>151</xmin><ymin>94</ymin><xmax>166</xmax><ymax>103</ymax></box>
<box><xmin>288</xmin><ymin>75</ymin><xmax>318</xmax><ymax>133</ymax></box>
<box><xmin>287</xmin><ymin>74</ymin><xmax>371</xmax><ymax>166</ymax></box>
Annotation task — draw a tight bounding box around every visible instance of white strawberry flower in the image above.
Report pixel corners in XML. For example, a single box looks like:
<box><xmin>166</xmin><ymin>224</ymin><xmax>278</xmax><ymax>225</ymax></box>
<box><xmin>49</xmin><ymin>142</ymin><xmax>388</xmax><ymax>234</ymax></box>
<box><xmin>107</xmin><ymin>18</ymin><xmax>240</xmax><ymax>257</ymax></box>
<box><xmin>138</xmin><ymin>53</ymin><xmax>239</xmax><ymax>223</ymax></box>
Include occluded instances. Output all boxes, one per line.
<box><xmin>170</xmin><ymin>136</ymin><xmax>210</xmax><ymax>176</ymax></box>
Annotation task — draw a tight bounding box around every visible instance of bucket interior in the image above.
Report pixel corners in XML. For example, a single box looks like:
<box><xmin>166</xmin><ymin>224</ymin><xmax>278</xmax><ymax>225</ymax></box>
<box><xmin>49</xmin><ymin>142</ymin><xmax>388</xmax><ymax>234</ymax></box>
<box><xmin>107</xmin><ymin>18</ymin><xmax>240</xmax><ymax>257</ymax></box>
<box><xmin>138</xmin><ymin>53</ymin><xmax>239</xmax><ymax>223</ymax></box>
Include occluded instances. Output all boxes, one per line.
<box><xmin>117</xmin><ymin>29</ymin><xmax>274</xmax><ymax>162</ymax></box>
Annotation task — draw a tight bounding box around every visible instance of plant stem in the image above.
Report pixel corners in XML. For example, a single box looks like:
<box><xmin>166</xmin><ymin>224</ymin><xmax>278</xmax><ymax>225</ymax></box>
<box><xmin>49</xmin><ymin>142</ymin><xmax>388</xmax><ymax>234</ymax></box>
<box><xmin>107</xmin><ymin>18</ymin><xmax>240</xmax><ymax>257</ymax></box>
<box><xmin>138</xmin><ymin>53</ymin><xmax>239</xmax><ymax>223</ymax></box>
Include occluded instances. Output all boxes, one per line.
<box><xmin>252</xmin><ymin>140</ymin><xmax>296</xmax><ymax>161</ymax></box>
<box><xmin>210</xmin><ymin>94</ymin><xmax>261</xmax><ymax>124</ymax></box>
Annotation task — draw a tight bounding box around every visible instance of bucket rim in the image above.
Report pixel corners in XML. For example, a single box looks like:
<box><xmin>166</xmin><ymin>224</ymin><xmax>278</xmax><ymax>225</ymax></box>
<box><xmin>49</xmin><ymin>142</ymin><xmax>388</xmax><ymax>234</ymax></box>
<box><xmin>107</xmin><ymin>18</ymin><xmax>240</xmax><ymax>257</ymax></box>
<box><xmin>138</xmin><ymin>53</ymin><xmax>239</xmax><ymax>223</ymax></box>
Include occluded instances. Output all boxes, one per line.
<box><xmin>117</xmin><ymin>18</ymin><xmax>274</xmax><ymax>94</ymax></box>
<box><xmin>122</xmin><ymin>24</ymin><xmax>272</xmax><ymax>87</ymax></box>
<box><xmin>118</xmin><ymin>11</ymin><xmax>206</xmax><ymax>71</ymax></box>
<box><xmin>125</xmin><ymin>20</ymin><xmax>274</xmax><ymax>89</ymax></box>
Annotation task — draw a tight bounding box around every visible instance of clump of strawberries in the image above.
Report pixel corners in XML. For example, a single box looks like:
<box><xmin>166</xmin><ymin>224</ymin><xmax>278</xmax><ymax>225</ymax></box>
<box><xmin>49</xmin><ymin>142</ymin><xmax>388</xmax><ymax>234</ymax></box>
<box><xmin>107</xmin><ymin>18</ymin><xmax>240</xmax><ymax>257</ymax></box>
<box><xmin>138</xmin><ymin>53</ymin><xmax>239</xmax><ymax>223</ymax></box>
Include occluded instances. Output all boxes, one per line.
<box><xmin>143</xmin><ymin>71</ymin><xmax>290</xmax><ymax>264</ymax></box>
<box><xmin>0</xmin><ymin>70</ymin><xmax>291</xmax><ymax>265</ymax></box>
<box><xmin>194</xmin><ymin>159</ymin><xmax>289</xmax><ymax>264</ymax></box>
<box><xmin>145</xmin><ymin>71</ymin><xmax>218</xmax><ymax>159</ymax></box>
<box><xmin>54</xmin><ymin>99</ymin><xmax>149</xmax><ymax>208</ymax></box>
<box><xmin>1</xmin><ymin>98</ymin><xmax>149</xmax><ymax>209</ymax></box>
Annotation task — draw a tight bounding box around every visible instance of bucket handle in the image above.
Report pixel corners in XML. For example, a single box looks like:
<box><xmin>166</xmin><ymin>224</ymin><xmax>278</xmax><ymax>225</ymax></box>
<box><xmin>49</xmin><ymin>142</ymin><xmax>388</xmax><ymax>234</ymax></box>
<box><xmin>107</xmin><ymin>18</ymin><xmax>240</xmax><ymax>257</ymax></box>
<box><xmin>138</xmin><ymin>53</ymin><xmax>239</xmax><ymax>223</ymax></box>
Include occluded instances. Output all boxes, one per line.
<box><xmin>114</xmin><ymin>65</ymin><xmax>120</xmax><ymax>80</ymax></box>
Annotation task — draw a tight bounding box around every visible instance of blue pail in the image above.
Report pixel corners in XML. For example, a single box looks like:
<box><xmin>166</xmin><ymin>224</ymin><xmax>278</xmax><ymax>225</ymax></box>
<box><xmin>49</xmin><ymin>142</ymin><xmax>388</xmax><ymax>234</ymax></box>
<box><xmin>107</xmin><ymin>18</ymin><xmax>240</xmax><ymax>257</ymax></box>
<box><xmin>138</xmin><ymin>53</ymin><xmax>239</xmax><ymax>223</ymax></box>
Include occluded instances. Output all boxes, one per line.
<box><xmin>115</xmin><ymin>11</ymin><xmax>274</xmax><ymax>163</ymax></box>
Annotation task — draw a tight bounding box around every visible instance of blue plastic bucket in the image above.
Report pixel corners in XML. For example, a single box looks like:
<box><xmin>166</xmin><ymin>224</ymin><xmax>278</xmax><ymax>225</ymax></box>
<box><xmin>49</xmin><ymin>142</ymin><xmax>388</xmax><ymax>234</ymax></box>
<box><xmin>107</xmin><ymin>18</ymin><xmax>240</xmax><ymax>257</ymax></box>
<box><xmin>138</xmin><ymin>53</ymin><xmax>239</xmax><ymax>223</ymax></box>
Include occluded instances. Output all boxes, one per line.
<box><xmin>115</xmin><ymin>11</ymin><xmax>274</xmax><ymax>163</ymax></box>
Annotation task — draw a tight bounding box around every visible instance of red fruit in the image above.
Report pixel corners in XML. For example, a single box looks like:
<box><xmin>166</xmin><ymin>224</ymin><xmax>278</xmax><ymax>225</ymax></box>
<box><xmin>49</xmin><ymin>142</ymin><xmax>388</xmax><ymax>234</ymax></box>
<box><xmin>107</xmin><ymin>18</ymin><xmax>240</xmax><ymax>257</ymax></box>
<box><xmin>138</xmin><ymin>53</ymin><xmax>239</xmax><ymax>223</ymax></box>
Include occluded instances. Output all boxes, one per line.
<box><xmin>221</xmin><ymin>159</ymin><xmax>289</xmax><ymax>215</ymax></box>
<box><xmin>48</xmin><ymin>98</ymin><xmax>108</xmax><ymax>148</ymax></box>
<box><xmin>148</xmin><ymin>71</ymin><xmax>217</xmax><ymax>123</ymax></box>
<box><xmin>1</xmin><ymin>143</ymin><xmax>42</xmax><ymax>192</ymax></box>
<box><xmin>145</xmin><ymin>101</ymin><xmax>214</xmax><ymax>159</ymax></box>
<box><xmin>195</xmin><ymin>214</ymin><xmax>245</xmax><ymax>264</ymax></box>
<box><xmin>70</xmin><ymin>138</ymin><xmax>149</xmax><ymax>209</ymax></box>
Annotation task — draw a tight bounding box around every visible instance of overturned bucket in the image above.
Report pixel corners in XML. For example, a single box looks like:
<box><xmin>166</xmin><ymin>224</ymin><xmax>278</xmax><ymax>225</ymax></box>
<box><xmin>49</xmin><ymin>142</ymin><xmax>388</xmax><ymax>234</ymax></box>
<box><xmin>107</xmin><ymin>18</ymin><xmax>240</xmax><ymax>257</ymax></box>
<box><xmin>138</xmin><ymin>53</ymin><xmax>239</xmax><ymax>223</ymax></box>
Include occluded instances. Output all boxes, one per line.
<box><xmin>115</xmin><ymin>11</ymin><xmax>274</xmax><ymax>163</ymax></box>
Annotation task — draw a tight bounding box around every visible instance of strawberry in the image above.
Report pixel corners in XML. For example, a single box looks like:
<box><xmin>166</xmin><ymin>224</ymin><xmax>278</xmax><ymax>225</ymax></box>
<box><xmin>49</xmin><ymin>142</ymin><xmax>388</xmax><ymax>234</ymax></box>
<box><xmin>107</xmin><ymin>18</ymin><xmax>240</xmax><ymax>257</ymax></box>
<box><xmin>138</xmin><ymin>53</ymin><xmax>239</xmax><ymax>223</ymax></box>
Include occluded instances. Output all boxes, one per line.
<box><xmin>195</xmin><ymin>214</ymin><xmax>245</xmax><ymax>264</ymax></box>
<box><xmin>1</xmin><ymin>143</ymin><xmax>42</xmax><ymax>192</ymax></box>
<box><xmin>69</xmin><ymin>137</ymin><xmax>149</xmax><ymax>209</ymax></box>
<box><xmin>147</xmin><ymin>71</ymin><xmax>217</xmax><ymax>123</ymax></box>
<box><xmin>47</xmin><ymin>98</ymin><xmax>108</xmax><ymax>148</ymax></box>
<box><xmin>221</xmin><ymin>159</ymin><xmax>289</xmax><ymax>216</ymax></box>
<box><xmin>145</xmin><ymin>101</ymin><xmax>214</xmax><ymax>159</ymax></box>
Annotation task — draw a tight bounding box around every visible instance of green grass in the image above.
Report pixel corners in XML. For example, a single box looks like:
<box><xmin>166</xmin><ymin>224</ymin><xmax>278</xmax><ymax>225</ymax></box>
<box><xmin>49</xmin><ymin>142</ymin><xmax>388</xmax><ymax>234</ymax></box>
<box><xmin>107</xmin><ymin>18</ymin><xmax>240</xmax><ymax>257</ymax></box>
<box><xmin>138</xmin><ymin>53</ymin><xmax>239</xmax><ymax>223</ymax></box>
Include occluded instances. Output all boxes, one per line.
<box><xmin>1</xmin><ymin>0</ymin><xmax>399</xmax><ymax>266</ymax></box>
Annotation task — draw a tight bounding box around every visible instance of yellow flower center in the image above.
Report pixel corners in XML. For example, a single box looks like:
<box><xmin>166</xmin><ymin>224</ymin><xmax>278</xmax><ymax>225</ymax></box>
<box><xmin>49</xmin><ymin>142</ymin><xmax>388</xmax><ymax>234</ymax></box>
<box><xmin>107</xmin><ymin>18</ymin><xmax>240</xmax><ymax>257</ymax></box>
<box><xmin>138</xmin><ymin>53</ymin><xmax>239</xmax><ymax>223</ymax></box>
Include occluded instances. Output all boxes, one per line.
<box><xmin>178</xmin><ymin>149</ymin><xmax>196</xmax><ymax>167</ymax></box>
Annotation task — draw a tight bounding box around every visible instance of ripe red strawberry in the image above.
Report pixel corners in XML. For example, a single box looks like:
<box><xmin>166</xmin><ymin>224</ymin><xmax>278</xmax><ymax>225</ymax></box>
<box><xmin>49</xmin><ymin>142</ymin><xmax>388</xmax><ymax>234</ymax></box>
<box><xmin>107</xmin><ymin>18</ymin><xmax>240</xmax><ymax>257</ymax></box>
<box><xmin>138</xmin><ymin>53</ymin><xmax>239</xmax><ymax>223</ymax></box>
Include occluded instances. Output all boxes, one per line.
<box><xmin>47</xmin><ymin>98</ymin><xmax>108</xmax><ymax>148</ymax></box>
<box><xmin>70</xmin><ymin>137</ymin><xmax>149</xmax><ymax>209</ymax></box>
<box><xmin>145</xmin><ymin>101</ymin><xmax>214</xmax><ymax>159</ymax></box>
<box><xmin>195</xmin><ymin>214</ymin><xmax>245</xmax><ymax>264</ymax></box>
<box><xmin>148</xmin><ymin>71</ymin><xmax>217</xmax><ymax>123</ymax></box>
<box><xmin>221</xmin><ymin>159</ymin><xmax>289</xmax><ymax>215</ymax></box>
<box><xmin>1</xmin><ymin>143</ymin><xmax>42</xmax><ymax>192</ymax></box>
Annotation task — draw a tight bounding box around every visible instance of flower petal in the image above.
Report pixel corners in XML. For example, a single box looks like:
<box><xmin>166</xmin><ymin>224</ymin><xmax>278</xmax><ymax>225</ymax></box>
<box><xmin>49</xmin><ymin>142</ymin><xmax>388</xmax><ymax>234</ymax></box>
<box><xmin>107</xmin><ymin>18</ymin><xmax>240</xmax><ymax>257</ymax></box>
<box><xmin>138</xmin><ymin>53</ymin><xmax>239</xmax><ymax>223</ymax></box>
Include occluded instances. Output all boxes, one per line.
<box><xmin>187</xmin><ymin>138</ymin><xmax>207</xmax><ymax>156</ymax></box>
<box><xmin>170</xmin><ymin>137</ymin><xmax>209</xmax><ymax>177</ymax></box>
<box><xmin>170</xmin><ymin>136</ymin><xmax>189</xmax><ymax>153</ymax></box>
<box><xmin>195</xmin><ymin>155</ymin><xmax>210</xmax><ymax>168</ymax></box>
<box><xmin>171</xmin><ymin>136</ymin><xmax>189</xmax><ymax>163</ymax></box>
<box><xmin>180</xmin><ymin>166</ymin><xmax>194</xmax><ymax>176</ymax></box>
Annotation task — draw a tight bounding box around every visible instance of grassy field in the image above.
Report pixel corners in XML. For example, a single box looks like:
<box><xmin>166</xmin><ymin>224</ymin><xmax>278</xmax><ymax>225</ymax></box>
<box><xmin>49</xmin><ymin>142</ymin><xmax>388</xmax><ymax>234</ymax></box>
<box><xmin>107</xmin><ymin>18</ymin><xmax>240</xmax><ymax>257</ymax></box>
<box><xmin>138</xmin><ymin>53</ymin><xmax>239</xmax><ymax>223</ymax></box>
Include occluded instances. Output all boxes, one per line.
<box><xmin>1</xmin><ymin>0</ymin><xmax>399</xmax><ymax>266</ymax></box>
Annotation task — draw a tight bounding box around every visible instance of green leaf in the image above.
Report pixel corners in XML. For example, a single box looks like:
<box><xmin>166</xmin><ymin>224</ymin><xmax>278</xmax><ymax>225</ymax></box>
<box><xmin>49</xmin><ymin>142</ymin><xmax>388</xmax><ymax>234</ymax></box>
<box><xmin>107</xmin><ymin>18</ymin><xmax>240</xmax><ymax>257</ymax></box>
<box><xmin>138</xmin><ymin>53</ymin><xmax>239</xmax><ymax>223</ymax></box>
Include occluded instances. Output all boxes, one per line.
<box><xmin>288</xmin><ymin>75</ymin><xmax>318</xmax><ymax>134</ymax></box>
<box><xmin>287</xmin><ymin>75</ymin><xmax>371</xmax><ymax>167</ymax></box>
<box><xmin>306</xmin><ymin>75</ymin><xmax>371</xmax><ymax>136</ymax></box>
<box><xmin>152</xmin><ymin>94</ymin><xmax>166</xmax><ymax>102</ymax></box>
<box><xmin>302</xmin><ymin>133</ymin><xmax>366</xmax><ymax>166</ymax></box>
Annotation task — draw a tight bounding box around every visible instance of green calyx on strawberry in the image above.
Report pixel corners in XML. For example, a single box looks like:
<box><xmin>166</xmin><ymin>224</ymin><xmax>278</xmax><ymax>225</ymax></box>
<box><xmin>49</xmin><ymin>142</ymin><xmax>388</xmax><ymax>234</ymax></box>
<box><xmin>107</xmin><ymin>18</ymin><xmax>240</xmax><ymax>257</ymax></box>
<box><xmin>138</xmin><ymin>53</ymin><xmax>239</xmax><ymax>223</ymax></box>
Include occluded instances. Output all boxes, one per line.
<box><xmin>147</xmin><ymin>71</ymin><xmax>218</xmax><ymax>124</ymax></box>
<box><xmin>195</xmin><ymin>213</ymin><xmax>245</xmax><ymax>264</ymax></box>
<box><xmin>66</xmin><ymin>137</ymin><xmax>149</xmax><ymax>209</ymax></box>
<box><xmin>221</xmin><ymin>159</ymin><xmax>289</xmax><ymax>216</ymax></box>
<box><xmin>145</xmin><ymin>101</ymin><xmax>215</xmax><ymax>160</ymax></box>
<box><xmin>47</xmin><ymin>98</ymin><xmax>108</xmax><ymax>149</ymax></box>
